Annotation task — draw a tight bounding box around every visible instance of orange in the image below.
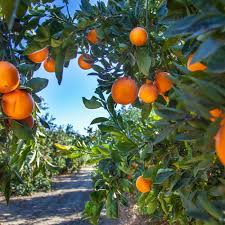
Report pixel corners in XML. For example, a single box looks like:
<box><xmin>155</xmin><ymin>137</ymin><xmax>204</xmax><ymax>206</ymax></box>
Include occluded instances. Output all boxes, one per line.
<box><xmin>155</xmin><ymin>72</ymin><xmax>173</xmax><ymax>94</ymax></box>
<box><xmin>78</xmin><ymin>54</ymin><xmax>93</xmax><ymax>70</ymax></box>
<box><xmin>209</xmin><ymin>108</ymin><xmax>223</xmax><ymax>122</ymax></box>
<box><xmin>129</xmin><ymin>27</ymin><xmax>148</xmax><ymax>46</ymax></box>
<box><xmin>111</xmin><ymin>77</ymin><xmax>138</xmax><ymax>105</ymax></box>
<box><xmin>215</xmin><ymin>124</ymin><xmax>225</xmax><ymax>166</ymax></box>
<box><xmin>0</xmin><ymin>61</ymin><xmax>20</xmax><ymax>94</ymax></box>
<box><xmin>187</xmin><ymin>54</ymin><xmax>207</xmax><ymax>72</ymax></box>
<box><xmin>28</xmin><ymin>47</ymin><xmax>49</xmax><ymax>63</ymax></box>
<box><xmin>86</xmin><ymin>29</ymin><xmax>98</xmax><ymax>45</ymax></box>
<box><xmin>136</xmin><ymin>176</ymin><xmax>152</xmax><ymax>193</ymax></box>
<box><xmin>220</xmin><ymin>117</ymin><xmax>225</xmax><ymax>126</ymax></box>
<box><xmin>43</xmin><ymin>58</ymin><xmax>55</xmax><ymax>72</ymax></box>
<box><xmin>139</xmin><ymin>80</ymin><xmax>158</xmax><ymax>103</ymax></box>
<box><xmin>1</xmin><ymin>89</ymin><xmax>34</xmax><ymax>120</ymax></box>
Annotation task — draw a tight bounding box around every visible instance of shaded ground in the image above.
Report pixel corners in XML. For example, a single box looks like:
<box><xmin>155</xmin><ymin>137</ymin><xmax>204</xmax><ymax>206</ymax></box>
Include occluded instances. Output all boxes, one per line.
<box><xmin>0</xmin><ymin>167</ymin><xmax>149</xmax><ymax>225</ymax></box>
<box><xmin>0</xmin><ymin>167</ymin><xmax>116</xmax><ymax>225</ymax></box>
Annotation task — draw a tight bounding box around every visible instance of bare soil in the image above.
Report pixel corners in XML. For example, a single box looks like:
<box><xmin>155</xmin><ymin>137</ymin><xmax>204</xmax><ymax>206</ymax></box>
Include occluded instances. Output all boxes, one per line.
<box><xmin>0</xmin><ymin>167</ymin><xmax>150</xmax><ymax>225</ymax></box>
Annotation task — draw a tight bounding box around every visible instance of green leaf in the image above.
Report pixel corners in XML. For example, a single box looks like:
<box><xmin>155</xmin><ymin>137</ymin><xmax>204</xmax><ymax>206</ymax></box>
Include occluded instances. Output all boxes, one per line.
<box><xmin>197</xmin><ymin>193</ymin><xmax>223</xmax><ymax>221</ymax></box>
<box><xmin>90</xmin><ymin>190</ymin><xmax>106</xmax><ymax>203</ymax></box>
<box><xmin>83</xmin><ymin>97</ymin><xmax>102</xmax><ymax>109</ymax></box>
<box><xmin>106</xmin><ymin>191</ymin><xmax>118</xmax><ymax>219</ymax></box>
<box><xmin>90</xmin><ymin>117</ymin><xmax>108</xmax><ymax>125</ymax></box>
<box><xmin>141</xmin><ymin>103</ymin><xmax>152</xmax><ymax>121</ymax></box>
<box><xmin>135</xmin><ymin>48</ymin><xmax>151</xmax><ymax>75</ymax></box>
<box><xmin>55</xmin><ymin>51</ymin><xmax>66</xmax><ymax>85</ymax></box>
<box><xmin>166</xmin><ymin>14</ymin><xmax>225</xmax><ymax>37</ymax></box>
<box><xmin>34</xmin><ymin>26</ymin><xmax>50</xmax><ymax>42</ymax></box>
<box><xmin>0</xmin><ymin>0</ymin><xmax>20</xmax><ymax>30</ymax></box>
<box><xmin>51</xmin><ymin>38</ymin><xmax>63</xmax><ymax>48</ymax></box>
<box><xmin>26</xmin><ymin>78</ymin><xmax>48</xmax><ymax>93</ymax></box>
<box><xmin>153</xmin><ymin>126</ymin><xmax>175</xmax><ymax>145</ymax></box>
<box><xmin>192</xmin><ymin>38</ymin><xmax>224</xmax><ymax>63</ymax></box>
<box><xmin>155</xmin><ymin>168</ymin><xmax>175</xmax><ymax>184</ymax></box>
<box><xmin>23</xmin><ymin>42</ymin><xmax>48</xmax><ymax>55</ymax></box>
<box><xmin>208</xmin><ymin>47</ymin><xmax>225</xmax><ymax>73</ymax></box>
<box><xmin>11</xmin><ymin>121</ymin><xmax>34</xmax><ymax>140</ymax></box>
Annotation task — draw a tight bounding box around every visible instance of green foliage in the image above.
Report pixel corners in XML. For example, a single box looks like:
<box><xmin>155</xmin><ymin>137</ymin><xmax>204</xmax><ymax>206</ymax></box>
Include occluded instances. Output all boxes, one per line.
<box><xmin>0</xmin><ymin>0</ymin><xmax>225</xmax><ymax>224</ymax></box>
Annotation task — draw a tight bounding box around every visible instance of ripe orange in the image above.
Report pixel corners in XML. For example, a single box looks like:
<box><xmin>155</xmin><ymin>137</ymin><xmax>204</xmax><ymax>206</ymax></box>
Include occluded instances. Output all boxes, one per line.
<box><xmin>1</xmin><ymin>89</ymin><xmax>34</xmax><ymax>120</ymax></box>
<box><xmin>187</xmin><ymin>54</ymin><xmax>207</xmax><ymax>72</ymax></box>
<box><xmin>209</xmin><ymin>108</ymin><xmax>223</xmax><ymax>122</ymax></box>
<box><xmin>155</xmin><ymin>72</ymin><xmax>173</xmax><ymax>94</ymax></box>
<box><xmin>220</xmin><ymin>117</ymin><xmax>225</xmax><ymax>126</ymax></box>
<box><xmin>43</xmin><ymin>58</ymin><xmax>55</xmax><ymax>72</ymax></box>
<box><xmin>86</xmin><ymin>29</ymin><xmax>98</xmax><ymax>45</ymax></box>
<box><xmin>78</xmin><ymin>54</ymin><xmax>93</xmax><ymax>70</ymax></box>
<box><xmin>136</xmin><ymin>176</ymin><xmax>152</xmax><ymax>193</ymax></box>
<box><xmin>139</xmin><ymin>80</ymin><xmax>158</xmax><ymax>103</ymax></box>
<box><xmin>0</xmin><ymin>61</ymin><xmax>20</xmax><ymax>94</ymax></box>
<box><xmin>215</xmin><ymin>124</ymin><xmax>225</xmax><ymax>166</ymax></box>
<box><xmin>129</xmin><ymin>27</ymin><xmax>148</xmax><ymax>46</ymax></box>
<box><xmin>28</xmin><ymin>47</ymin><xmax>49</xmax><ymax>63</ymax></box>
<box><xmin>111</xmin><ymin>77</ymin><xmax>138</xmax><ymax>105</ymax></box>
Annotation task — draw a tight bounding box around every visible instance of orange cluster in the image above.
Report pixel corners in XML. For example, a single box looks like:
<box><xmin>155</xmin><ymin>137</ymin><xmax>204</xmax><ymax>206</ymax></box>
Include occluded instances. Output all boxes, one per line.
<box><xmin>27</xmin><ymin>47</ymin><xmax>56</xmax><ymax>73</ymax></box>
<box><xmin>111</xmin><ymin>72</ymin><xmax>173</xmax><ymax>105</ymax></box>
<box><xmin>77</xmin><ymin>29</ymin><xmax>99</xmax><ymax>70</ymax></box>
<box><xmin>0</xmin><ymin>61</ymin><xmax>34</xmax><ymax>129</ymax></box>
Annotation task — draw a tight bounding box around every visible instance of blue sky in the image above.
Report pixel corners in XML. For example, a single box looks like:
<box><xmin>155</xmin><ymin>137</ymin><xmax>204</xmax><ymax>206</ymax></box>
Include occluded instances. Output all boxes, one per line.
<box><xmin>35</xmin><ymin>0</ymin><xmax>108</xmax><ymax>134</ymax></box>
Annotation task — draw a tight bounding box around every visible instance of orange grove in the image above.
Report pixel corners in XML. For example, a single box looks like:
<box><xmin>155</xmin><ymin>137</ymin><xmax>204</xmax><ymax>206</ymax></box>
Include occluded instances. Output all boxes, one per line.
<box><xmin>28</xmin><ymin>47</ymin><xmax>49</xmax><ymax>63</ymax></box>
<box><xmin>187</xmin><ymin>54</ymin><xmax>207</xmax><ymax>72</ymax></box>
<box><xmin>111</xmin><ymin>77</ymin><xmax>138</xmax><ymax>105</ymax></box>
<box><xmin>129</xmin><ymin>27</ymin><xmax>148</xmax><ymax>46</ymax></box>
<box><xmin>1</xmin><ymin>89</ymin><xmax>34</xmax><ymax>120</ymax></box>
<box><xmin>136</xmin><ymin>176</ymin><xmax>152</xmax><ymax>193</ymax></box>
<box><xmin>44</xmin><ymin>58</ymin><xmax>56</xmax><ymax>72</ymax></box>
<box><xmin>0</xmin><ymin>61</ymin><xmax>20</xmax><ymax>94</ymax></box>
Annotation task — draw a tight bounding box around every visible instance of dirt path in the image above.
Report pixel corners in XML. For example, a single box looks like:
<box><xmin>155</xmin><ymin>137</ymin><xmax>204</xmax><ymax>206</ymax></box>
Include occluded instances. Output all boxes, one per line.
<box><xmin>0</xmin><ymin>167</ymin><xmax>119</xmax><ymax>225</ymax></box>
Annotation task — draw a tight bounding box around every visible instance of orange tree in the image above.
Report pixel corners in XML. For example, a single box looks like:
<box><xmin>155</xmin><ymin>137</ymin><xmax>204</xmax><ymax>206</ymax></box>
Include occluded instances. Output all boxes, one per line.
<box><xmin>0</xmin><ymin>0</ymin><xmax>225</xmax><ymax>224</ymax></box>
<box><xmin>0</xmin><ymin>0</ymin><xmax>85</xmax><ymax>201</ymax></box>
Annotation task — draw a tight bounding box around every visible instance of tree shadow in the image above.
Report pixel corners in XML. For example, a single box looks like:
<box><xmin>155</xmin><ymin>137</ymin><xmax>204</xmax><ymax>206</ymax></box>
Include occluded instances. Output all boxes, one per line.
<box><xmin>52</xmin><ymin>180</ymin><xmax>93</xmax><ymax>190</ymax></box>
<box><xmin>0</xmin><ymin>189</ymin><xmax>93</xmax><ymax>224</ymax></box>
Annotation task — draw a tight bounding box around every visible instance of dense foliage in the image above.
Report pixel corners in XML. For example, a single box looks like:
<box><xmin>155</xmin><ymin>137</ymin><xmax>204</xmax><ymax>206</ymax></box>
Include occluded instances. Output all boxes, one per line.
<box><xmin>0</xmin><ymin>0</ymin><xmax>225</xmax><ymax>225</ymax></box>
